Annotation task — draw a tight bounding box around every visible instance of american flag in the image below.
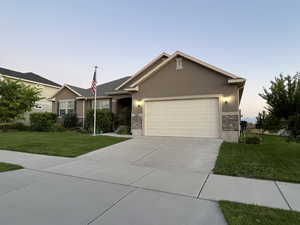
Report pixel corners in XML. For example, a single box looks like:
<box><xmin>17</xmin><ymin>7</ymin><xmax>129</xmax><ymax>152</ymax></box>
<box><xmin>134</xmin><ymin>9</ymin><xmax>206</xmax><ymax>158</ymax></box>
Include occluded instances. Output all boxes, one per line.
<box><xmin>91</xmin><ymin>68</ymin><xmax>97</xmax><ymax>95</ymax></box>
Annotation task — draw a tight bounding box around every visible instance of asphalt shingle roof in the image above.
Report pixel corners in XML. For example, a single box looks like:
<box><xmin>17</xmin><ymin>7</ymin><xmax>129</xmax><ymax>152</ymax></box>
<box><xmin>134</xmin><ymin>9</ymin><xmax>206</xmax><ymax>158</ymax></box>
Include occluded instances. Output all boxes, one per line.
<box><xmin>0</xmin><ymin>67</ymin><xmax>61</xmax><ymax>87</ymax></box>
<box><xmin>67</xmin><ymin>76</ymin><xmax>131</xmax><ymax>97</ymax></box>
<box><xmin>67</xmin><ymin>85</ymin><xmax>92</xmax><ymax>96</ymax></box>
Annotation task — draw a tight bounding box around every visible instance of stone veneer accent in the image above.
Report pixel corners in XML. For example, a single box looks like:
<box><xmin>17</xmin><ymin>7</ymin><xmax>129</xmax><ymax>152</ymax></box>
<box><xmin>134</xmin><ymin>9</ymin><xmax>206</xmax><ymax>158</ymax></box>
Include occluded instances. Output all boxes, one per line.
<box><xmin>131</xmin><ymin>113</ymin><xmax>142</xmax><ymax>129</ymax></box>
<box><xmin>222</xmin><ymin>114</ymin><xmax>239</xmax><ymax>131</ymax></box>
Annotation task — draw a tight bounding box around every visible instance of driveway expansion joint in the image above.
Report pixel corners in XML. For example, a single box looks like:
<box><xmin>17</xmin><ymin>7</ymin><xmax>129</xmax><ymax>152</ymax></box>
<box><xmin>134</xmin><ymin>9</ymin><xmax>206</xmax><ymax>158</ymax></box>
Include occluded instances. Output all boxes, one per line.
<box><xmin>196</xmin><ymin>173</ymin><xmax>210</xmax><ymax>199</ymax></box>
<box><xmin>275</xmin><ymin>181</ymin><xmax>292</xmax><ymax>210</ymax></box>
<box><xmin>86</xmin><ymin>189</ymin><xmax>136</xmax><ymax>225</ymax></box>
<box><xmin>27</xmin><ymin>168</ymin><xmax>203</xmax><ymax>200</ymax></box>
<box><xmin>129</xmin><ymin>169</ymin><xmax>157</xmax><ymax>185</ymax></box>
<box><xmin>132</xmin><ymin>147</ymin><xmax>161</xmax><ymax>163</ymax></box>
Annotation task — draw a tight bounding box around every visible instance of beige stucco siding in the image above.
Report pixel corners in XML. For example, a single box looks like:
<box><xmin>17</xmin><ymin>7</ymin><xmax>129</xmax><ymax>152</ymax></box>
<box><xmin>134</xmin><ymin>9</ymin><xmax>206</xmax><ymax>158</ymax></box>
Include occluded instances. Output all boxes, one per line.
<box><xmin>52</xmin><ymin>87</ymin><xmax>78</xmax><ymax>114</ymax></box>
<box><xmin>132</xmin><ymin>57</ymin><xmax>239</xmax><ymax>114</ymax></box>
<box><xmin>53</xmin><ymin>88</ymin><xmax>78</xmax><ymax>100</ymax></box>
<box><xmin>5</xmin><ymin>77</ymin><xmax>59</xmax><ymax>99</ymax></box>
<box><xmin>122</xmin><ymin>56</ymin><xmax>168</xmax><ymax>89</ymax></box>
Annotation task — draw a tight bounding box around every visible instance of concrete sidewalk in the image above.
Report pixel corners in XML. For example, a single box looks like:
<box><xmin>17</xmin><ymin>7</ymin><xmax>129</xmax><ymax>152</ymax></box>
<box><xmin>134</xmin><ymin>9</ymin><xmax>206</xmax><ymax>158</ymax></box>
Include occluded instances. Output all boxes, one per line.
<box><xmin>200</xmin><ymin>174</ymin><xmax>300</xmax><ymax>211</ymax></box>
<box><xmin>1</xmin><ymin>139</ymin><xmax>300</xmax><ymax>213</ymax></box>
<box><xmin>0</xmin><ymin>149</ymin><xmax>74</xmax><ymax>170</ymax></box>
<box><xmin>1</xmin><ymin>149</ymin><xmax>299</xmax><ymax>212</ymax></box>
<box><xmin>0</xmin><ymin>169</ymin><xmax>227</xmax><ymax>225</ymax></box>
<box><xmin>1</xmin><ymin>136</ymin><xmax>300</xmax><ymax>225</ymax></box>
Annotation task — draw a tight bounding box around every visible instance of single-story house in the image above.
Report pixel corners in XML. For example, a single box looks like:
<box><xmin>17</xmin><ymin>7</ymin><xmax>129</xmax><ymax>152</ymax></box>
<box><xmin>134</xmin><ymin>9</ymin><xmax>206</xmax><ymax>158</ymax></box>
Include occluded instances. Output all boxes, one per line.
<box><xmin>50</xmin><ymin>51</ymin><xmax>245</xmax><ymax>142</ymax></box>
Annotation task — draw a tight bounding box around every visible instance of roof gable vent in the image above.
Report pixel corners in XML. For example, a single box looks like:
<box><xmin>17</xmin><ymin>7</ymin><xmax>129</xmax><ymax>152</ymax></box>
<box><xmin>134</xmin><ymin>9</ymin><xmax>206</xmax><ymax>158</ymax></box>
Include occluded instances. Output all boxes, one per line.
<box><xmin>176</xmin><ymin>57</ymin><xmax>183</xmax><ymax>70</ymax></box>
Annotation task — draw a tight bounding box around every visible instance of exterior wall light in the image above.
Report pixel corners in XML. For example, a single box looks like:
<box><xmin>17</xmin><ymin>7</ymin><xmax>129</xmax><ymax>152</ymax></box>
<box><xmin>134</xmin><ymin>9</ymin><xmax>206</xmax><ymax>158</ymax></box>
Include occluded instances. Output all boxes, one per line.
<box><xmin>223</xmin><ymin>96</ymin><xmax>231</xmax><ymax>104</ymax></box>
<box><xmin>136</xmin><ymin>100</ymin><xmax>143</xmax><ymax>107</ymax></box>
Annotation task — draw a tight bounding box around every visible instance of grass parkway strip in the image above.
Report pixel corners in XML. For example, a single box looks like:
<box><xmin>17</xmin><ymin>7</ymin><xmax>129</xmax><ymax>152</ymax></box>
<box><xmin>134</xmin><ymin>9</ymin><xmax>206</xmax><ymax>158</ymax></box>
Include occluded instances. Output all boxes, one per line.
<box><xmin>0</xmin><ymin>162</ymin><xmax>23</xmax><ymax>172</ymax></box>
<box><xmin>220</xmin><ymin>200</ymin><xmax>300</xmax><ymax>225</ymax></box>
<box><xmin>214</xmin><ymin>135</ymin><xmax>300</xmax><ymax>183</ymax></box>
<box><xmin>0</xmin><ymin>131</ymin><xmax>129</xmax><ymax>157</ymax></box>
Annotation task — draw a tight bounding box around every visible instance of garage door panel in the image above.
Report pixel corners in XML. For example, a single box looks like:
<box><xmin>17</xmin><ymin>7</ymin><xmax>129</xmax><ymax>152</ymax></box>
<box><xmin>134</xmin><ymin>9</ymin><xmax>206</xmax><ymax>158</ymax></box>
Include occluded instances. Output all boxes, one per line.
<box><xmin>145</xmin><ymin>98</ymin><xmax>220</xmax><ymax>138</ymax></box>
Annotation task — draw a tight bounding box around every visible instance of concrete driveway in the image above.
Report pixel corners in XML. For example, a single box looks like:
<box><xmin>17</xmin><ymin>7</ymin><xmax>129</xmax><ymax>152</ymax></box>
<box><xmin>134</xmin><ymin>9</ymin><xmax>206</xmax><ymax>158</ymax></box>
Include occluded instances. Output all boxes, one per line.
<box><xmin>46</xmin><ymin>136</ymin><xmax>222</xmax><ymax>196</ymax></box>
<box><xmin>0</xmin><ymin>136</ymin><xmax>225</xmax><ymax>225</ymax></box>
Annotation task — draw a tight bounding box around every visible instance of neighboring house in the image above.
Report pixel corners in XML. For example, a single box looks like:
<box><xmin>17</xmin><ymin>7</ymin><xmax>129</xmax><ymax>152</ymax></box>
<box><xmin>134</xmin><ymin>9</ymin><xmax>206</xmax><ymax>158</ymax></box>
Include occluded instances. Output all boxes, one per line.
<box><xmin>0</xmin><ymin>67</ymin><xmax>61</xmax><ymax>123</ymax></box>
<box><xmin>51</xmin><ymin>51</ymin><xmax>245</xmax><ymax>142</ymax></box>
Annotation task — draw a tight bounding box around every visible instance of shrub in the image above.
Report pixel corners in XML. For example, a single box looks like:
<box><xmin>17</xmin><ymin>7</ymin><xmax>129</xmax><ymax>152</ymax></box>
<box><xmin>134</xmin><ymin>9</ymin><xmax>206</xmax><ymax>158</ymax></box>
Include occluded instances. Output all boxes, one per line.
<box><xmin>116</xmin><ymin>106</ymin><xmax>131</xmax><ymax>126</ymax></box>
<box><xmin>288</xmin><ymin>114</ymin><xmax>300</xmax><ymax>138</ymax></box>
<box><xmin>0</xmin><ymin>122</ymin><xmax>30</xmax><ymax>131</ymax></box>
<box><xmin>13</xmin><ymin>122</ymin><xmax>30</xmax><ymax>131</ymax></box>
<box><xmin>30</xmin><ymin>112</ymin><xmax>57</xmax><ymax>131</ymax></box>
<box><xmin>116</xmin><ymin>125</ymin><xmax>130</xmax><ymax>135</ymax></box>
<box><xmin>62</xmin><ymin>113</ymin><xmax>78</xmax><ymax>128</ymax></box>
<box><xmin>50</xmin><ymin>123</ymin><xmax>65</xmax><ymax>132</ymax></box>
<box><xmin>245</xmin><ymin>136</ymin><xmax>261</xmax><ymax>144</ymax></box>
<box><xmin>85</xmin><ymin>109</ymin><xmax>113</xmax><ymax>133</ymax></box>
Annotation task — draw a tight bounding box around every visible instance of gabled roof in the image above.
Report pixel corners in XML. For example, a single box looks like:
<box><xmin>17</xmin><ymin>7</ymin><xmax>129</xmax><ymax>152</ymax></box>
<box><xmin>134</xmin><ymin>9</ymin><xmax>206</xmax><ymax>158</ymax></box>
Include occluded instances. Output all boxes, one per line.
<box><xmin>115</xmin><ymin>52</ymin><xmax>170</xmax><ymax>90</ymax></box>
<box><xmin>0</xmin><ymin>67</ymin><xmax>61</xmax><ymax>88</ymax></box>
<box><xmin>51</xmin><ymin>76</ymin><xmax>131</xmax><ymax>99</ymax></box>
<box><xmin>67</xmin><ymin>84</ymin><xmax>91</xmax><ymax>96</ymax></box>
<box><xmin>129</xmin><ymin>51</ymin><xmax>245</xmax><ymax>88</ymax></box>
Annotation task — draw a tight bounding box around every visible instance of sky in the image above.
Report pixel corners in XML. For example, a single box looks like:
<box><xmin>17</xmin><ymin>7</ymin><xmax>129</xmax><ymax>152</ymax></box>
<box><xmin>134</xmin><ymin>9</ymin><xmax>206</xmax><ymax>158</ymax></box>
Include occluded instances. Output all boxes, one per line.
<box><xmin>1</xmin><ymin>0</ymin><xmax>300</xmax><ymax>120</ymax></box>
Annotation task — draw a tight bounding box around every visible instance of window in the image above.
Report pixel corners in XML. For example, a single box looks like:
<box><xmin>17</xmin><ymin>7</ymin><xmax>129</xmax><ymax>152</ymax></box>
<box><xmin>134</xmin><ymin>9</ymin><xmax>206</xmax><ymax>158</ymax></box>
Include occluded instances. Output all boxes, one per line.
<box><xmin>176</xmin><ymin>57</ymin><xmax>183</xmax><ymax>70</ymax></box>
<box><xmin>94</xmin><ymin>99</ymin><xmax>110</xmax><ymax>110</ymax></box>
<box><xmin>59</xmin><ymin>100</ymin><xmax>74</xmax><ymax>116</ymax></box>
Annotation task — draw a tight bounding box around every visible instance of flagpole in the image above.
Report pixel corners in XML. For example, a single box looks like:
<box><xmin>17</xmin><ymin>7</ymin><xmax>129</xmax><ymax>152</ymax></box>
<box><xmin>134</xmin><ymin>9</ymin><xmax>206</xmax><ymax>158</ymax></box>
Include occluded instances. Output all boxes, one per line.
<box><xmin>93</xmin><ymin>66</ymin><xmax>98</xmax><ymax>136</ymax></box>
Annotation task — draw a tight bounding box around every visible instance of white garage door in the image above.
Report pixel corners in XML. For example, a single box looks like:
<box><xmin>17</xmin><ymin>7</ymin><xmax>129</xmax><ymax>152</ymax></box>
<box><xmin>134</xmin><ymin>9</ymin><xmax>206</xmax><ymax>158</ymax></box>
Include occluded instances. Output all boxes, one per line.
<box><xmin>144</xmin><ymin>98</ymin><xmax>220</xmax><ymax>138</ymax></box>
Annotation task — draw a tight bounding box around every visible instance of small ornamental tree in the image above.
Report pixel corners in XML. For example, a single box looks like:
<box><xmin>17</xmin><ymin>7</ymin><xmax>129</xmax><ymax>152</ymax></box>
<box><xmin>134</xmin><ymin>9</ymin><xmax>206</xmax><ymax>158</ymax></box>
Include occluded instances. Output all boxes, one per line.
<box><xmin>0</xmin><ymin>79</ymin><xmax>41</xmax><ymax>123</ymax></box>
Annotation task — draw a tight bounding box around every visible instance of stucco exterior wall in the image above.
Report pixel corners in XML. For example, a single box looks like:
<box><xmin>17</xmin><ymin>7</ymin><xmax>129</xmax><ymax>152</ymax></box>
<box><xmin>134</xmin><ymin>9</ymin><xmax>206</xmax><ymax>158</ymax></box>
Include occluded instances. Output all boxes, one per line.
<box><xmin>53</xmin><ymin>88</ymin><xmax>78</xmax><ymax>100</ymax></box>
<box><xmin>132</xmin><ymin>58</ymin><xmax>238</xmax><ymax>113</ymax></box>
<box><xmin>52</xmin><ymin>87</ymin><xmax>78</xmax><ymax>114</ymax></box>
<box><xmin>121</xmin><ymin>56</ymin><xmax>168</xmax><ymax>89</ymax></box>
<box><xmin>130</xmin><ymin>57</ymin><xmax>241</xmax><ymax>142</ymax></box>
<box><xmin>5</xmin><ymin>77</ymin><xmax>59</xmax><ymax>99</ymax></box>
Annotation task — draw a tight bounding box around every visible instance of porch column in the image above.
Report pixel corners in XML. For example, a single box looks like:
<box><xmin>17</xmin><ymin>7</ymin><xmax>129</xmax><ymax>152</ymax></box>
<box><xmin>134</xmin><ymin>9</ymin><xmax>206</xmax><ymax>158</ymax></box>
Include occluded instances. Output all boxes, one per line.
<box><xmin>111</xmin><ymin>99</ymin><xmax>117</xmax><ymax>114</ymax></box>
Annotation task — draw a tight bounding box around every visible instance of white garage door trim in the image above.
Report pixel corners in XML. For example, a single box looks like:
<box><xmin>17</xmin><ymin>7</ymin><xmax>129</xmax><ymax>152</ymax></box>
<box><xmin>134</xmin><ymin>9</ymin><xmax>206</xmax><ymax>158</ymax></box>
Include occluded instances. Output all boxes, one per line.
<box><xmin>143</xmin><ymin>95</ymin><xmax>222</xmax><ymax>138</ymax></box>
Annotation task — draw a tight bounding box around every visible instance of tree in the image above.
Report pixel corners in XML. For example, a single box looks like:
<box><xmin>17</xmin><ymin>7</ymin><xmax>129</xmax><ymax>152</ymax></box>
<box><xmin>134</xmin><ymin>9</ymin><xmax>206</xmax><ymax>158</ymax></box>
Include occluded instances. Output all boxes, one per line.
<box><xmin>259</xmin><ymin>73</ymin><xmax>300</xmax><ymax>119</ymax></box>
<box><xmin>0</xmin><ymin>79</ymin><xmax>41</xmax><ymax>123</ymax></box>
<box><xmin>256</xmin><ymin>110</ymin><xmax>268</xmax><ymax>135</ymax></box>
<box><xmin>240</xmin><ymin>120</ymin><xmax>248</xmax><ymax>134</ymax></box>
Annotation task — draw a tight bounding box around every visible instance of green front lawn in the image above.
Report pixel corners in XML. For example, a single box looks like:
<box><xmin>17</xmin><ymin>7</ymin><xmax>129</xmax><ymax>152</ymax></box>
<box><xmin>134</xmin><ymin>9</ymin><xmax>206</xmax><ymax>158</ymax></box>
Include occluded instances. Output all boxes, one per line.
<box><xmin>0</xmin><ymin>162</ymin><xmax>23</xmax><ymax>172</ymax></box>
<box><xmin>0</xmin><ymin>131</ymin><xmax>129</xmax><ymax>157</ymax></box>
<box><xmin>214</xmin><ymin>135</ymin><xmax>300</xmax><ymax>183</ymax></box>
<box><xmin>220</xmin><ymin>201</ymin><xmax>300</xmax><ymax>225</ymax></box>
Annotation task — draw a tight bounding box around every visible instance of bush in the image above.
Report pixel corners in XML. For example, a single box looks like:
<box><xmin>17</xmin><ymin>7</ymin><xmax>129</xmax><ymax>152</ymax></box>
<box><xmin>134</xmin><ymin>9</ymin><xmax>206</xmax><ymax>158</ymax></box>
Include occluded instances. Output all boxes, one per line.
<box><xmin>30</xmin><ymin>112</ymin><xmax>57</xmax><ymax>131</ymax></box>
<box><xmin>50</xmin><ymin>123</ymin><xmax>65</xmax><ymax>132</ymax></box>
<box><xmin>0</xmin><ymin>122</ymin><xmax>30</xmax><ymax>131</ymax></box>
<box><xmin>85</xmin><ymin>109</ymin><xmax>113</xmax><ymax>133</ymax></box>
<box><xmin>116</xmin><ymin>106</ymin><xmax>131</xmax><ymax>126</ymax></box>
<box><xmin>62</xmin><ymin>113</ymin><xmax>78</xmax><ymax>128</ymax></box>
<box><xmin>116</xmin><ymin>125</ymin><xmax>130</xmax><ymax>135</ymax></box>
<box><xmin>14</xmin><ymin>122</ymin><xmax>30</xmax><ymax>131</ymax></box>
<box><xmin>245</xmin><ymin>136</ymin><xmax>261</xmax><ymax>144</ymax></box>
<box><xmin>288</xmin><ymin>114</ymin><xmax>300</xmax><ymax>138</ymax></box>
